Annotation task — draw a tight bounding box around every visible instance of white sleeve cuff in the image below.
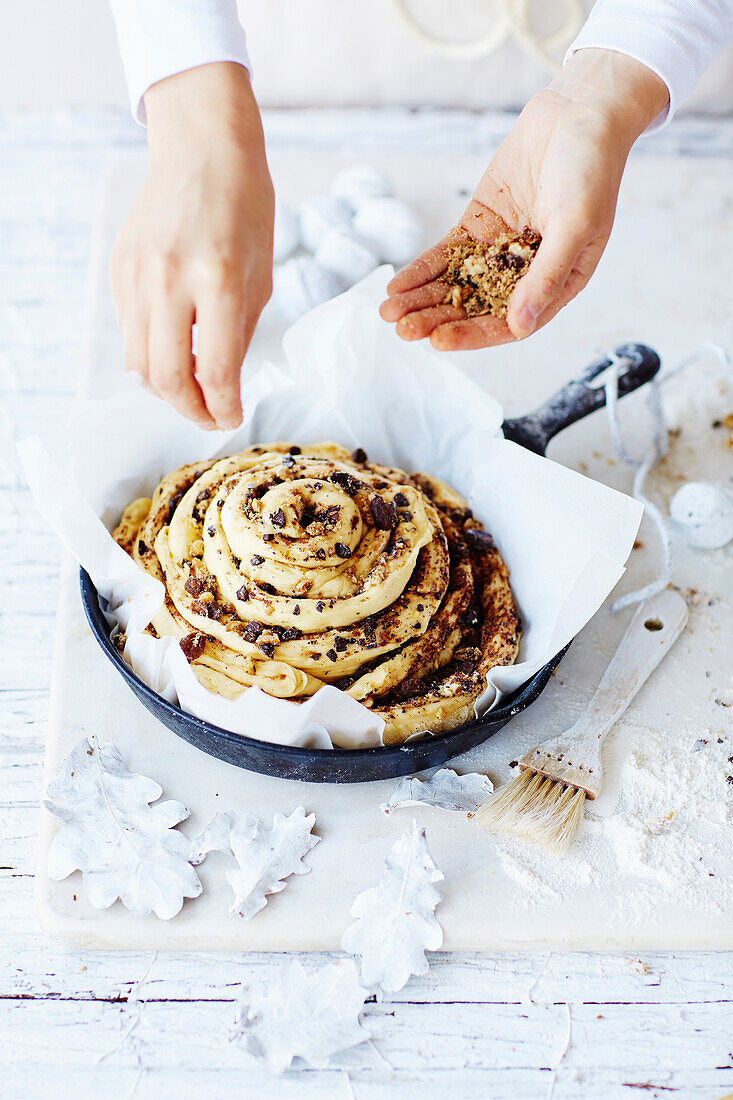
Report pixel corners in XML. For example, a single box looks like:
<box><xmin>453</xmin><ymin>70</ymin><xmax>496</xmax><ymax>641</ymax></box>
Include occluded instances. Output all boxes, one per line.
<box><xmin>109</xmin><ymin>0</ymin><xmax>251</xmax><ymax>125</ymax></box>
<box><xmin>564</xmin><ymin>19</ymin><xmax>692</xmax><ymax>134</ymax></box>
<box><xmin>565</xmin><ymin>0</ymin><xmax>733</xmax><ymax>136</ymax></box>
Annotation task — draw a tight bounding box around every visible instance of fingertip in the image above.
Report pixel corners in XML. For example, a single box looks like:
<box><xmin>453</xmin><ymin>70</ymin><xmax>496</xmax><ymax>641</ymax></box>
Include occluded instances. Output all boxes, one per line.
<box><xmin>429</xmin><ymin>323</ymin><xmax>459</xmax><ymax>351</ymax></box>
<box><xmin>507</xmin><ymin>301</ymin><xmax>539</xmax><ymax>340</ymax></box>
<box><xmin>379</xmin><ymin>298</ymin><xmax>399</xmax><ymax>322</ymax></box>
<box><xmin>430</xmin><ymin>314</ymin><xmax>515</xmax><ymax>351</ymax></box>
<box><xmin>395</xmin><ymin>316</ymin><xmax>422</xmax><ymax>341</ymax></box>
<box><xmin>386</xmin><ymin>270</ymin><xmax>415</xmax><ymax>296</ymax></box>
<box><xmin>194</xmin><ymin>415</ymin><xmax>217</xmax><ymax>431</ymax></box>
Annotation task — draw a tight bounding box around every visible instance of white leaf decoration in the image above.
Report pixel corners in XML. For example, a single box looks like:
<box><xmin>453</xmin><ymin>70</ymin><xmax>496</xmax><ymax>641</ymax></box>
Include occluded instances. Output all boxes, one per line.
<box><xmin>234</xmin><ymin>958</ymin><xmax>369</xmax><ymax>1074</ymax></box>
<box><xmin>342</xmin><ymin>822</ymin><xmax>444</xmax><ymax>994</ymax></box>
<box><xmin>190</xmin><ymin>807</ymin><xmax>320</xmax><ymax>920</ymax></box>
<box><xmin>380</xmin><ymin>768</ymin><xmax>493</xmax><ymax>814</ymax></box>
<box><xmin>43</xmin><ymin>737</ymin><xmax>201</xmax><ymax>919</ymax></box>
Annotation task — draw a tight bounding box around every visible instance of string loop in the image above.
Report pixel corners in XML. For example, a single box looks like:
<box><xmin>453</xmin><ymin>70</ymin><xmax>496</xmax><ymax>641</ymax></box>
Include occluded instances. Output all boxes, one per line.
<box><xmin>599</xmin><ymin>343</ymin><xmax>729</xmax><ymax>613</ymax></box>
<box><xmin>392</xmin><ymin>0</ymin><xmax>584</xmax><ymax>68</ymax></box>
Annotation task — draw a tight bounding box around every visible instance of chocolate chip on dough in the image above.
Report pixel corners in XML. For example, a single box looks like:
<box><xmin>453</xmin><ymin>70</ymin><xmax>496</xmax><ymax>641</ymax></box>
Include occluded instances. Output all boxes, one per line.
<box><xmin>460</xmin><ymin>606</ymin><xmax>480</xmax><ymax>629</ymax></box>
<box><xmin>455</xmin><ymin>659</ymin><xmax>477</xmax><ymax>675</ymax></box>
<box><xmin>370</xmin><ymin>495</ymin><xmax>397</xmax><ymax>530</ymax></box>
<box><xmin>242</xmin><ymin>621</ymin><xmax>264</xmax><ymax>643</ymax></box>
<box><xmin>334</xmin><ymin>542</ymin><xmax>352</xmax><ymax>558</ymax></box>
<box><xmin>394</xmin><ymin>677</ymin><xmax>422</xmax><ymax>700</ymax></box>
<box><xmin>465</xmin><ymin>528</ymin><xmax>497</xmax><ymax>552</ymax></box>
<box><xmin>185</xmin><ymin>575</ymin><xmax>205</xmax><ymax>597</ymax></box>
<box><xmin>180</xmin><ymin>632</ymin><xmax>206</xmax><ymax>661</ymax></box>
<box><xmin>167</xmin><ymin>489</ymin><xmax>185</xmax><ymax>522</ymax></box>
<box><xmin>330</xmin><ymin>470</ymin><xmax>360</xmax><ymax>495</ymax></box>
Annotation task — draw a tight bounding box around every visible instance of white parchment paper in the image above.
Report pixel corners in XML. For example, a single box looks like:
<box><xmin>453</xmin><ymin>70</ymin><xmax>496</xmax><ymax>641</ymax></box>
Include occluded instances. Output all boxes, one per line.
<box><xmin>19</xmin><ymin>268</ymin><xmax>642</xmax><ymax>749</ymax></box>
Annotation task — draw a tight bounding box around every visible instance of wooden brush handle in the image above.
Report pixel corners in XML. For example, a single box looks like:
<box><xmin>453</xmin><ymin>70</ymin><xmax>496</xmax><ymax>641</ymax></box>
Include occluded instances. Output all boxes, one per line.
<box><xmin>574</xmin><ymin>589</ymin><xmax>688</xmax><ymax>745</ymax></box>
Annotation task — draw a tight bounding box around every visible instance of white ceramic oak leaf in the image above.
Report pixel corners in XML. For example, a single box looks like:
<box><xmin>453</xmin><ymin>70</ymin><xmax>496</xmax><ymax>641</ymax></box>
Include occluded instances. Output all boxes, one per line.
<box><xmin>189</xmin><ymin>809</ymin><xmax>259</xmax><ymax>863</ymax></box>
<box><xmin>43</xmin><ymin>738</ymin><xmax>201</xmax><ymax>919</ymax></box>
<box><xmin>380</xmin><ymin>768</ymin><xmax>494</xmax><ymax>814</ymax></box>
<box><xmin>342</xmin><ymin>822</ymin><xmax>444</xmax><ymax>994</ymax></box>
<box><xmin>190</xmin><ymin>807</ymin><xmax>319</xmax><ymax>920</ymax></box>
<box><xmin>234</xmin><ymin>958</ymin><xmax>369</xmax><ymax>1074</ymax></box>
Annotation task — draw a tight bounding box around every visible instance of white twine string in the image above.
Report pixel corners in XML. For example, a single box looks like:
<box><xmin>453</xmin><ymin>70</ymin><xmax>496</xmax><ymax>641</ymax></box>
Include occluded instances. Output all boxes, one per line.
<box><xmin>597</xmin><ymin>342</ymin><xmax>729</xmax><ymax>613</ymax></box>
<box><xmin>392</xmin><ymin>0</ymin><xmax>584</xmax><ymax>67</ymax></box>
<box><xmin>499</xmin><ymin>0</ymin><xmax>585</xmax><ymax>72</ymax></box>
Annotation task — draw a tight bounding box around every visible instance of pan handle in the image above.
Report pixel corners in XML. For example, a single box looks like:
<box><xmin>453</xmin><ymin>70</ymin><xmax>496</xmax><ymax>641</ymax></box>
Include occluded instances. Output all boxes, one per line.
<box><xmin>501</xmin><ymin>343</ymin><xmax>661</xmax><ymax>456</ymax></box>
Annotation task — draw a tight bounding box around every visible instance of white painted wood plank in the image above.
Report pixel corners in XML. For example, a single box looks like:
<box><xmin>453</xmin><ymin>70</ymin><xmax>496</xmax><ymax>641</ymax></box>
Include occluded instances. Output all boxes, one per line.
<box><xmin>4</xmin><ymin>1069</ymin><xmax>730</xmax><ymax>1100</ymax></box>
<box><xmin>4</xmin><ymin>1065</ymin><xmax>730</xmax><ymax>1100</ymax></box>
<box><xmin>2</xmin><ymin>998</ymin><xmax>733</xmax><ymax>1077</ymax></box>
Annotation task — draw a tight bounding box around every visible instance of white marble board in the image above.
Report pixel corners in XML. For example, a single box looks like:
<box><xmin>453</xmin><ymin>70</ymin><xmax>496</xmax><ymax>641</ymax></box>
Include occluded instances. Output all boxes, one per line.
<box><xmin>36</xmin><ymin>148</ymin><xmax>733</xmax><ymax>950</ymax></box>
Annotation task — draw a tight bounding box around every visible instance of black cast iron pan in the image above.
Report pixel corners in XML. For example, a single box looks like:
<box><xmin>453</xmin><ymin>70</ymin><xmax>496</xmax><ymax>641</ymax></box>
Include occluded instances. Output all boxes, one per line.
<box><xmin>80</xmin><ymin>342</ymin><xmax>660</xmax><ymax>783</ymax></box>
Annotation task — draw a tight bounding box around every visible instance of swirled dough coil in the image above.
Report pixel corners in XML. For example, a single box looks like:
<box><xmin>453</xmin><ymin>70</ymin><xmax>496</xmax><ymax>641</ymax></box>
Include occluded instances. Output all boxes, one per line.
<box><xmin>113</xmin><ymin>443</ymin><xmax>520</xmax><ymax>741</ymax></box>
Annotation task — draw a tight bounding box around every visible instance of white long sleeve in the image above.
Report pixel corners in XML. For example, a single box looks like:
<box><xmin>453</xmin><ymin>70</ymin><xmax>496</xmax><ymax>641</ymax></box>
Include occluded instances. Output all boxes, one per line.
<box><xmin>109</xmin><ymin>0</ymin><xmax>251</xmax><ymax>125</ymax></box>
<box><xmin>566</xmin><ymin>0</ymin><xmax>733</xmax><ymax>133</ymax></box>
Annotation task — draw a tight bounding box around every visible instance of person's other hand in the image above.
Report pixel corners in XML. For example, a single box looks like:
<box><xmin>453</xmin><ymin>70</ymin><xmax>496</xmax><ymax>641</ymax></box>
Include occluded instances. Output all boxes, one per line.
<box><xmin>110</xmin><ymin>62</ymin><xmax>274</xmax><ymax>429</ymax></box>
<box><xmin>380</xmin><ymin>49</ymin><xmax>668</xmax><ymax>352</ymax></box>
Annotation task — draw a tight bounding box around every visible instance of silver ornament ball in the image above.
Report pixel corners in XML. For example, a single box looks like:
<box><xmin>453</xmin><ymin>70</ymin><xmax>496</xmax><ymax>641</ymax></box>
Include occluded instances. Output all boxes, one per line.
<box><xmin>669</xmin><ymin>481</ymin><xmax>733</xmax><ymax>549</ymax></box>
<box><xmin>351</xmin><ymin>197</ymin><xmax>424</xmax><ymax>266</ymax></box>
<box><xmin>314</xmin><ymin>228</ymin><xmax>379</xmax><ymax>286</ymax></box>
<box><xmin>298</xmin><ymin>195</ymin><xmax>352</xmax><ymax>254</ymax></box>
<box><xmin>331</xmin><ymin>165</ymin><xmax>393</xmax><ymax>212</ymax></box>
<box><xmin>272</xmin><ymin>257</ymin><xmax>346</xmax><ymax>324</ymax></box>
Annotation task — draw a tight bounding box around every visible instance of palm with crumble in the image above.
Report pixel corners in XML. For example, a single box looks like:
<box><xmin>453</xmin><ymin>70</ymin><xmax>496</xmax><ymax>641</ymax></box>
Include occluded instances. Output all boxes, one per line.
<box><xmin>380</xmin><ymin>49</ymin><xmax>669</xmax><ymax>351</ymax></box>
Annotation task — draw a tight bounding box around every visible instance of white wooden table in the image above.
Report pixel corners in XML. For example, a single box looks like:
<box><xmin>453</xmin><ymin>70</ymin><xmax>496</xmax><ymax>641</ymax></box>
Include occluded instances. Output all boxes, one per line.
<box><xmin>2</xmin><ymin>108</ymin><xmax>733</xmax><ymax>1100</ymax></box>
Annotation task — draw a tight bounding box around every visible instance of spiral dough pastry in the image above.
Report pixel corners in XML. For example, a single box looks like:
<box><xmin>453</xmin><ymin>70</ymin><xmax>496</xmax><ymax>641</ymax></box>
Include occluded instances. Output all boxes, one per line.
<box><xmin>113</xmin><ymin>442</ymin><xmax>520</xmax><ymax>743</ymax></box>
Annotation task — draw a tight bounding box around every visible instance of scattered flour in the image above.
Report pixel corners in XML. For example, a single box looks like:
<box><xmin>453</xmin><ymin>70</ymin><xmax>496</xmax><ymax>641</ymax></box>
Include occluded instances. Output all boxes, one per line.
<box><xmin>491</xmin><ymin>722</ymin><xmax>733</xmax><ymax>921</ymax></box>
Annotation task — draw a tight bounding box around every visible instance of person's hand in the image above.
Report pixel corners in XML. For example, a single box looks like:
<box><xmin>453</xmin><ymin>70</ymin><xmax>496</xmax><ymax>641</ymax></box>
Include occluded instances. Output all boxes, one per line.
<box><xmin>380</xmin><ymin>49</ymin><xmax>669</xmax><ymax>351</ymax></box>
<box><xmin>110</xmin><ymin>62</ymin><xmax>274</xmax><ymax>429</ymax></box>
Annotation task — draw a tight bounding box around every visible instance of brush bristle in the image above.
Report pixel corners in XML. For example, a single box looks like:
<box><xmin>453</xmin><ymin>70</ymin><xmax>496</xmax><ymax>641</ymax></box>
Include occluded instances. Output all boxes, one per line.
<box><xmin>476</xmin><ymin>770</ymin><xmax>586</xmax><ymax>853</ymax></box>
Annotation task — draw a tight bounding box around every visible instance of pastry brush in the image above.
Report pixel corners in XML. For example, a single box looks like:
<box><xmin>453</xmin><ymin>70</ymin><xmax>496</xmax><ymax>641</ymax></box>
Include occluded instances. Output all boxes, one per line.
<box><xmin>476</xmin><ymin>589</ymin><xmax>688</xmax><ymax>852</ymax></box>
